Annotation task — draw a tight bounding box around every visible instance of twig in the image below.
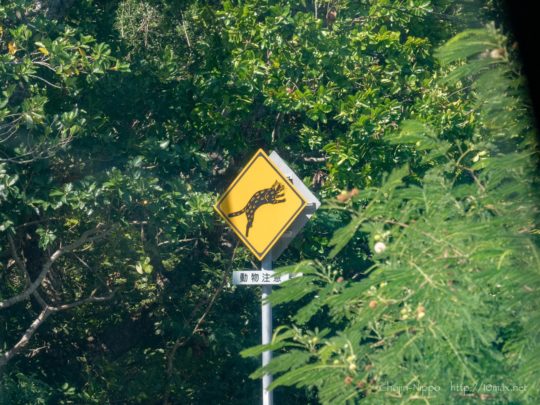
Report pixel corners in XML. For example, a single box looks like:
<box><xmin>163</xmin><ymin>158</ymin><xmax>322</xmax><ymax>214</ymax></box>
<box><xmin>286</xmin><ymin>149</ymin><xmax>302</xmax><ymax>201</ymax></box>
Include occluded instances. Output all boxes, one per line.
<box><xmin>384</xmin><ymin>220</ymin><xmax>467</xmax><ymax>258</ymax></box>
<box><xmin>72</xmin><ymin>254</ymin><xmax>110</xmax><ymax>290</ymax></box>
<box><xmin>28</xmin><ymin>74</ymin><xmax>62</xmax><ymax>89</ymax></box>
<box><xmin>271</xmin><ymin>112</ymin><xmax>283</xmax><ymax>143</ymax></box>
<box><xmin>33</xmin><ymin>60</ymin><xmax>56</xmax><ymax>72</ymax></box>
<box><xmin>50</xmin><ymin>290</ymin><xmax>115</xmax><ymax>311</ymax></box>
<box><xmin>457</xmin><ymin>164</ymin><xmax>486</xmax><ymax>193</ymax></box>
<box><xmin>162</xmin><ymin>242</ymin><xmax>239</xmax><ymax>405</ymax></box>
<box><xmin>14</xmin><ymin>218</ymin><xmax>58</xmax><ymax>229</ymax></box>
<box><xmin>181</xmin><ymin>11</ymin><xmax>192</xmax><ymax>50</ymax></box>
<box><xmin>303</xmin><ymin>156</ymin><xmax>328</xmax><ymax>163</ymax></box>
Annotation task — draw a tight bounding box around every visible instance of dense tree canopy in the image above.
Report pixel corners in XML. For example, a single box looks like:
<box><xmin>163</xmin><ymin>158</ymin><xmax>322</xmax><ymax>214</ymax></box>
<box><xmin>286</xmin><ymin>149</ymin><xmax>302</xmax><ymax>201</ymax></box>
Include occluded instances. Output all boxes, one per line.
<box><xmin>1</xmin><ymin>0</ymin><xmax>538</xmax><ymax>404</ymax></box>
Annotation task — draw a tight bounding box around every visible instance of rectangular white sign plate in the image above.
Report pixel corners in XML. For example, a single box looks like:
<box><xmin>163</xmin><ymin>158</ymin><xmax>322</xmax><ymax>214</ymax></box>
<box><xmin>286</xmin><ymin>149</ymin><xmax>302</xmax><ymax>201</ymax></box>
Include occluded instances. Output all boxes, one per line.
<box><xmin>232</xmin><ymin>271</ymin><xmax>299</xmax><ymax>285</ymax></box>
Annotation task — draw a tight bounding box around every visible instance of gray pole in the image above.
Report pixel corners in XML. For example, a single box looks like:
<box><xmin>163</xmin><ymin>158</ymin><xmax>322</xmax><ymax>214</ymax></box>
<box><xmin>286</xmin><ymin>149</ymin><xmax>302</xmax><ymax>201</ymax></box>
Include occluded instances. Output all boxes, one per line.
<box><xmin>261</xmin><ymin>253</ymin><xmax>273</xmax><ymax>405</ymax></box>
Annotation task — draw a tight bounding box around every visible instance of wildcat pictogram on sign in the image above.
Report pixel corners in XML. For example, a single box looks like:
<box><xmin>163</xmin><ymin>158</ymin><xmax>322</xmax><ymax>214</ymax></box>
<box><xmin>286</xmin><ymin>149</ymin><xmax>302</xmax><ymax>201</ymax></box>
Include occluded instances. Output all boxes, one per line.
<box><xmin>214</xmin><ymin>149</ymin><xmax>307</xmax><ymax>260</ymax></box>
<box><xmin>227</xmin><ymin>181</ymin><xmax>286</xmax><ymax>237</ymax></box>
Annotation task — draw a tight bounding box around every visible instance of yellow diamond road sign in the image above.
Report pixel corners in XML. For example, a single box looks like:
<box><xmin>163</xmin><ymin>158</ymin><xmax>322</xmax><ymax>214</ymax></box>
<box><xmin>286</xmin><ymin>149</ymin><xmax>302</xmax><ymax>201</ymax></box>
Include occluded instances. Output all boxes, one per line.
<box><xmin>214</xmin><ymin>149</ymin><xmax>307</xmax><ymax>260</ymax></box>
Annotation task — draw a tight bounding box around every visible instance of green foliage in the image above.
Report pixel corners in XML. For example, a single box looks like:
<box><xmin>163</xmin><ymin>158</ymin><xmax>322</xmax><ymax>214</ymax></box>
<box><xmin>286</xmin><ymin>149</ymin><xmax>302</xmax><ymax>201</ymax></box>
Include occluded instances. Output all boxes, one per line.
<box><xmin>1</xmin><ymin>0</ymin><xmax>538</xmax><ymax>404</ymax></box>
<box><xmin>243</xmin><ymin>25</ymin><xmax>540</xmax><ymax>404</ymax></box>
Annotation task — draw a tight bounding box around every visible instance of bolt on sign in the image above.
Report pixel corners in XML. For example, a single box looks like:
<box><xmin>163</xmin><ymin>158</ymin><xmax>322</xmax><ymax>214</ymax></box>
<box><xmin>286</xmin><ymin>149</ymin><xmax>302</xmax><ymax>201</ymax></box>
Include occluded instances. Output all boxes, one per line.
<box><xmin>214</xmin><ymin>149</ymin><xmax>307</xmax><ymax>260</ymax></box>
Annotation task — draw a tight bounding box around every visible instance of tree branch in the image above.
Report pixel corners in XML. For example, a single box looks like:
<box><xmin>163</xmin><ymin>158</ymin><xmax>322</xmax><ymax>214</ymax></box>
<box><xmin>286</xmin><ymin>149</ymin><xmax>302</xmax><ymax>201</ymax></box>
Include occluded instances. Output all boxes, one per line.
<box><xmin>0</xmin><ymin>225</ymin><xmax>110</xmax><ymax>310</ymax></box>
<box><xmin>50</xmin><ymin>289</ymin><xmax>115</xmax><ymax>312</ymax></box>
<box><xmin>1</xmin><ymin>228</ymin><xmax>116</xmax><ymax>367</ymax></box>
<box><xmin>0</xmin><ymin>289</ymin><xmax>115</xmax><ymax>368</ymax></box>
<box><xmin>7</xmin><ymin>234</ymin><xmax>48</xmax><ymax>308</ymax></box>
<box><xmin>0</xmin><ymin>307</ymin><xmax>52</xmax><ymax>368</ymax></box>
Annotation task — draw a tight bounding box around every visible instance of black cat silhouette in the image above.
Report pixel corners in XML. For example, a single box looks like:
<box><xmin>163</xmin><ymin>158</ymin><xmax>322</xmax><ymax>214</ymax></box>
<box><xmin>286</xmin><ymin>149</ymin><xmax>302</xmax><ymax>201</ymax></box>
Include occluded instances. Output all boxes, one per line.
<box><xmin>228</xmin><ymin>181</ymin><xmax>286</xmax><ymax>237</ymax></box>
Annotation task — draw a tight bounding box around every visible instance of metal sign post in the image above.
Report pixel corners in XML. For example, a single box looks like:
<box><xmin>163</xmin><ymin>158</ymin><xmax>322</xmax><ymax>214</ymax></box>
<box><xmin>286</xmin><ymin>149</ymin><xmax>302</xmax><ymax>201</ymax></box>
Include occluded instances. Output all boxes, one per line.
<box><xmin>261</xmin><ymin>253</ymin><xmax>273</xmax><ymax>405</ymax></box>
<box><xmin>215</xmin><ymin>149</ymin><xmax>320</xmax><ymax>405</ymax></box>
